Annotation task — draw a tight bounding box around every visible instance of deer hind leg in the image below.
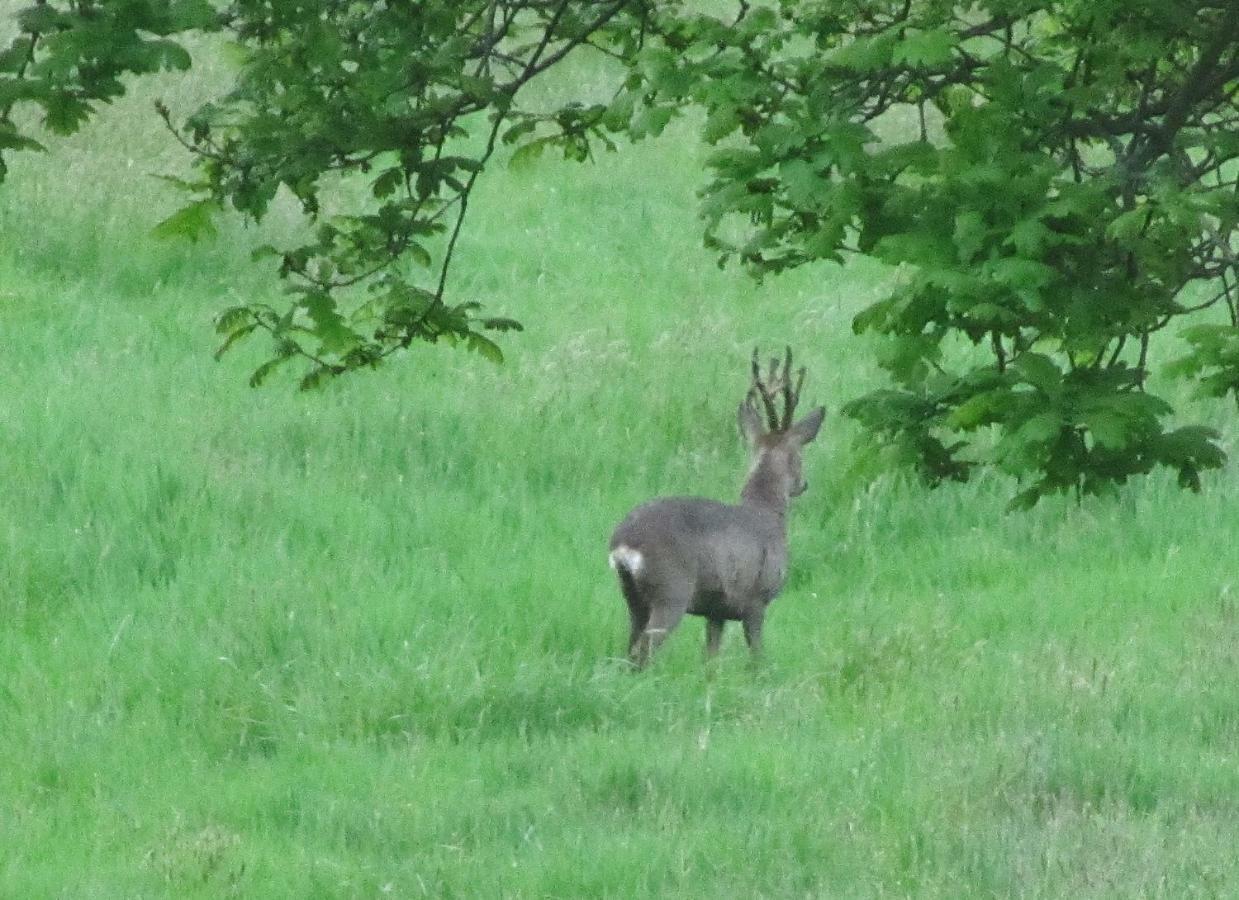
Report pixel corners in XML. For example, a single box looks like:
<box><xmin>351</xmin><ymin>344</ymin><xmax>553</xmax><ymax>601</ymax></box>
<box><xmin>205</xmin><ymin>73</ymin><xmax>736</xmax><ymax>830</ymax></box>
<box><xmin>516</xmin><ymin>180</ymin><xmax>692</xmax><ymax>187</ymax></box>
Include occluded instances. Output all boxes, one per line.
<box><xmin>741</xmin><ymin>608</ymin><xmax>766</xmax><ymax>660</ymax></box>
<box><xmin>619</xmin><ymin>579</ymin><xmax>651</xmax><ymax>663</ymax></box>
<box><xmin>626</xmin><ymin>599</ymin><xmax>650</xmax><ymax>663</ymax></box>
<box><xmin>634</xmin><ymin>593</ymin><xmax>689</xmax><ymax>669</ymax></box>
<box><xmin>705</xmin><ymin>618</ymin><xmax>726</xmax><ymax>659</ymax></box>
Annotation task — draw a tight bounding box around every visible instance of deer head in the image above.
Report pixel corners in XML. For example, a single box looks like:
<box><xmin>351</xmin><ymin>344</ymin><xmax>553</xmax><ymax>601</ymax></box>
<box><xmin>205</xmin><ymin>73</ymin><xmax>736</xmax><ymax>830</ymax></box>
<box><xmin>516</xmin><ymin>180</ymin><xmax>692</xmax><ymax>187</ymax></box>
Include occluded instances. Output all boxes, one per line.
<box><xmin>737</xmin><ymin>347</ymin><xmax>825</xmax><ymax>504</ymax></box>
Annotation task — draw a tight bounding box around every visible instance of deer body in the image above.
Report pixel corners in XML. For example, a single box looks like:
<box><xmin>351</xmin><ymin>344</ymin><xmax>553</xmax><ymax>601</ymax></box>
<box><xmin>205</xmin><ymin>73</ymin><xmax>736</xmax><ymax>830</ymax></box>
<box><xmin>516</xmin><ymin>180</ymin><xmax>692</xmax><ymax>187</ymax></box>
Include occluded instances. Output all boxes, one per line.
<box><xmin>611</xmin><ymin>495</ymin><xmax>787</xmax><ymax>616</ymax></box>
<box><xmin>609</xmin><ymin>349</ymin><xmax>824</xmax><ymax>667</ymax></box>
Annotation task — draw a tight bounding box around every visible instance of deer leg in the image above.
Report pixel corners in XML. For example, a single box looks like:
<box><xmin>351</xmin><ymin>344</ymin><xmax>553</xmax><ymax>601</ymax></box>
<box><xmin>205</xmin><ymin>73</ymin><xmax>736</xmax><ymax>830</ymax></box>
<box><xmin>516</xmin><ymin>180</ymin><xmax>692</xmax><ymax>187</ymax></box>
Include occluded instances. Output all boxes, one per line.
<box><xmin>635</xmin><ymin>601</ymin><xmax>687</xmax><ymax>669</ymax></box>
<box><xmin>741</xmin><ymin>608</ymin><xmax>766</xmax><ymax>660</ymax></box>
<box><xmin>626</xmin><ymin>604</ymin><xmax>650</xmax><ymax>663</ymax></box>
<box><xmin>705</xmin><ymin>618</ymin><xmax>726</xmax><ymax>659</ymax></box>
<box><xmin>622</xmin><ymin>587</ymin><xmax>651</xmax><ymax>664</ymax></box>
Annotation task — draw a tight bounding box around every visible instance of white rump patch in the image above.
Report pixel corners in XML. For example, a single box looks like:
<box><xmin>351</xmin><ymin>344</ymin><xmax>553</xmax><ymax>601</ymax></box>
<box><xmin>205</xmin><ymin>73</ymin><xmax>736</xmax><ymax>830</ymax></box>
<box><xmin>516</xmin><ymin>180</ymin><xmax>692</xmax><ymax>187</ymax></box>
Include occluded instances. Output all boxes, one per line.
<box><xmin>608</xmin><ymin>545</ymin><xmax>645</xmax><ymax>576</ymax></box>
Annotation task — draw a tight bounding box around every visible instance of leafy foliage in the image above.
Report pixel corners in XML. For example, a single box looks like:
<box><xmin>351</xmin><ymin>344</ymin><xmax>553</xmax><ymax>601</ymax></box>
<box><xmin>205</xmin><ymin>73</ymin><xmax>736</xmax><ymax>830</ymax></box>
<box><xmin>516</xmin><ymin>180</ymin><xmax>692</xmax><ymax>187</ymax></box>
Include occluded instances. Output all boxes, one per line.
<box><xmin>622</xmin><ymin>0</ymin><xmax>1239</xmax><ymax>505</ymax></box>
<box><xmin>0</xmin><ymin>1</ymin><xmax>214</xmax><ymax>180</ymax></box>
<box><xmin>2</xmin><ymin>0</ymin><xmax>1238</xmax><ymax>506</ymax></box>
<box><xmin>160</xmin><ymin>0</ymin><xmax>646</xmax><ymax>388</ymax></box>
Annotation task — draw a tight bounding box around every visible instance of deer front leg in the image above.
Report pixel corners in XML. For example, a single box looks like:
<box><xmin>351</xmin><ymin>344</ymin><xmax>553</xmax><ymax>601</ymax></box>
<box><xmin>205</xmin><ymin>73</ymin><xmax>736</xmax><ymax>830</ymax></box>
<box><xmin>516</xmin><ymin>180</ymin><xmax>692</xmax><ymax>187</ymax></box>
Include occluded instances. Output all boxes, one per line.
<box><xmin>705</xmin><ymin>618</ymin><xmax>726</xmax><ymax>659</ymax></box>
<box><xmin>741</xmin><ymin>608</ymin><xmax>766</xmax><ymax>660</ymax></box>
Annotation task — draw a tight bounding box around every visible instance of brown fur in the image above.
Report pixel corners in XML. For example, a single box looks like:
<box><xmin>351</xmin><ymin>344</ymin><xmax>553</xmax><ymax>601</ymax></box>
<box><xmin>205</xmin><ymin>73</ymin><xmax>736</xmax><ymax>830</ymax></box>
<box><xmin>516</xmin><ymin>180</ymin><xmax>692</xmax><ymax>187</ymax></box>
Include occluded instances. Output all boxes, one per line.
<box><xmin>609</xmin><ymin>399</ymin><xmax>824</xmax><ymax>668</ymax></box>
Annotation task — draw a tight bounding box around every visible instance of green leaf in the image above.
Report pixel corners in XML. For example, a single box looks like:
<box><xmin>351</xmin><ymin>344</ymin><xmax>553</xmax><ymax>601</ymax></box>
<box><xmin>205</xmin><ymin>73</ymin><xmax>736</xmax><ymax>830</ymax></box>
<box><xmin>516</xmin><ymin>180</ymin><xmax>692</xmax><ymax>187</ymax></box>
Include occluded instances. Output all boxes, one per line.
<box><xmin>481</xmin><ymin>317</ymin><xmax>523</xmax><ymax>333</ymax></box>
<box><xmin>302</xmin><ymin>292</ymin><xmax>356</xmax><ymax>354</ymax></box>
<box><xmin>948</xmin><ymin>390</ymin><xmax>1009</xmax><ymax>429</ymax></box>
<box><xmin>876</xmin><ymin>333</ymin><xmax>940</xmax><ymax>387</ymax></box>
<box><xmin>1157</xmin><ymin>426</ymin><xmax>1225</xmax><ymax>468</ymax></box>
<box><xmin>408</xmin><ymin>243</ymin><xmax>432</xmax><ymax>268</ymax></box>
<box><xmin>0</xmin><ymin>38</ymin><xmax>35</xmax><ymax>74</ymax></box>
<box><xmin>1006</xmin><ymin>218</ymin><xmax>1052</xmax><ymax>256</ymax></box>
<box><xmin>1006</xmin><ymin>485</ymin><xmax>1043</xmax><ymax>511</ymax></box>
<box><xmin>149</xmin><ymin>40</ymin><xmax>192</xmax><ymax>71</ymax></box>
<box><xmin>371</xmin><ymin>167</ymin><xmax>403</xmax><ymax>199</ymax></box>
<box><xmin>168</xmin><ymin>0</ymin><xmax>220</xmax><ymax>31</ymax></box>
<box><xmin>871</xmin><ymin>141</ymin><xmax>939</xmax><ymax>177</ymax></box>
<box><xmin>508</xmin><ymin>137</ymin><xmax>553</xmax><ymax>171</ymax></box>
<box><xmin>630</xmin><ymin>105</ymin><xmax>673</xmax><ymax>138</ymax></box>
<box><xmin>1013</xmin><ymin>411</ymin><xmax>1062</xmax><ymax>445</ymax></box>
<box><xmin>152</xmin><ymin>199</ymin><xmax>219</xmax><ymax>243</ymax></box>
<box><xmin>214</xmin><ymin>323</ymin><xmax>258</xmax><ymax>360</ymax></box>
<box><xmin>1013</xmin><ymin>353</ymin><xmax>1061</xmax><ymax>395</ymax></box>
<box><xmin>248</xmin><ymin>341</ymin><xmax>298</xmax><ymax>388</ymax></box>
<box><xmin>1106</xmin><ymin>207</ymin><xmax>1151</xmax><ymax>242</ymax></box>
<box><xmin>852</xmin><ymin>295</ymin><xmax>902</xmax><ymax>335</ymax></box>
<box><xmin>502</xmin><ymin>119</ymin><xmax>538</xmax><ymax>145</ymax></box>
<box><xmin>466</xmin><ymin>332</ymin><xmax>503</xmax><ymax>364</ymax></box>
<box><xmin>826</xmin><ymin>33</ymin><xmax>896</xmax><ymax>72</ymax></box>
<box><xmin>602</xmin><ymin>90</ymin><xmax>635</xmax><ymax>132</ymax></box>
<box><xmin>250</xmin><ymin>244</ymin><xmax>282</xmax><ymax>262</ymax></box>
<box><xmin>779</xmin><ymin>159</ymin><xmax>828</xmax><ymax>208</ymax></box>
<box><xmin>215</xmin><ymin>305</ymin><xmax>253</xmax><ymax>334</ymax></box>
<box><xmin>996</xmin><ymin>411</ymin><xmax>1063</xmax><ymax>477</ymax></box>
<box><xmin>873</xmin><ymin>233</ymin><xmax>951</xmax><ymax>267</ymax></box>
<box><xmin>1080</xmin><ymin>409</ymin><xmax>1129</xmax><ymax>449</ymax></box>
<box><xmin>298</xmin><ymin>366</ymin><xmax>335</xmax><ymax>391</ymax></box>
<box><xmin>248</xmin><ymin>358</ymin><xmax>282</xmax><ymax>388</ymax></box>
<box><xmin>17</xmin><ymin>5</ymin><xmax>70</xmax><ymax>33</ymax></box>
<box><xmin>953</xmin><ymin>210</ymin><xmax>986</xmax><ymax>263</ymax></box>
<box><xmin>1166</xmin><ymin>325</ymin><xmax>1239</xmax><ymax>398</ymax></box>
<box><xmin>702</xmin><ymin>104</ymin><xmax>740</xmax><ymax>143</ymax></box>
<box><xmin>1154</xmin><ymin>426</ymin><xmax>1226</xmax><ymax>491</ymax></box>
<box><xmin>458</xmin><ymin>74</ymin><xmax>495</xmax><ymax>101</ymax></box>
<box><xmin>892</xmin><ymin>30</ymin><xmax>957</xmax><ymax>67</ymax></box>
<box><xmin>0</xmin><ymin>123</ymin><xmax>44</xmax><ymax>153</ymax></box>
<box><xmin>986</xmin><ymin>258</ymin><xmax>1055</xmax><ymax>291</ymax></box>
<box><xmin>41</xmin><ymin>93</ymin><xmax>93</xmax><ymax>136</ymax></box>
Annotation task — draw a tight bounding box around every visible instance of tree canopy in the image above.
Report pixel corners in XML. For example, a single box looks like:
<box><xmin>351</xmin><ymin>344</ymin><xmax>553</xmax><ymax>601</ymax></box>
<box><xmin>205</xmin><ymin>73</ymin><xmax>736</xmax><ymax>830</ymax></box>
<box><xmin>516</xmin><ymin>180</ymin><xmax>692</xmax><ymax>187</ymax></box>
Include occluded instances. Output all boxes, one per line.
<box><xmin>2</xmin><ymin>0</ymin><xmax>1238</xmax><ymax>506</ymax></box>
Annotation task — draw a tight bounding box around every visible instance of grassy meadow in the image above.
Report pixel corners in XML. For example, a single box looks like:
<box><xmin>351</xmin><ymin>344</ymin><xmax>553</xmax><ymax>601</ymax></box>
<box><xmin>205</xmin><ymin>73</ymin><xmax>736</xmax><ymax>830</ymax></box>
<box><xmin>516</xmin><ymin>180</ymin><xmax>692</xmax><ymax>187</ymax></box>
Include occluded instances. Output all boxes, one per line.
<box><xmin>3</xmin><ymin>31</ymin><xmax>1239</xmax><ymax>899</ymax></box>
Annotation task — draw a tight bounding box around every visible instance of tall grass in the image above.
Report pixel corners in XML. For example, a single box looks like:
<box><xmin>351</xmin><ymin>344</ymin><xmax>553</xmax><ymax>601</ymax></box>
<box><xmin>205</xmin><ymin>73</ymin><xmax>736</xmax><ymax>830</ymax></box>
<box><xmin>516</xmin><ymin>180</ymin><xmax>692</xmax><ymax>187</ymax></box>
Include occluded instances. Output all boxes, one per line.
<box><xmin>2</xmin><ymin>33</ymin><xmax>1238</xmax><ymax>898</ymax></box>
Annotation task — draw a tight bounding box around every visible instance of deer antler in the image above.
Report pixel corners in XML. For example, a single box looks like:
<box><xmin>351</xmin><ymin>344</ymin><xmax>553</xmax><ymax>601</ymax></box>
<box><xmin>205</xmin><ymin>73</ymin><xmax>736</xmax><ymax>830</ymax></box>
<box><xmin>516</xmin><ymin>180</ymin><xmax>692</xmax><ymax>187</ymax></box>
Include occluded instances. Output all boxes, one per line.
<box><xmin>748</xmin><ymin>345</ymin><xmax>805</xmax><ymax>432</ymax></box>
<box><xmin>749</xmin><ymin>348</ymin><xmax>781</xmax><ymax>430</ymax></box>
<box><xmin>781</xmin><ymin>347</ymin><xmax>806</xmax><ymax>431</ymax></box>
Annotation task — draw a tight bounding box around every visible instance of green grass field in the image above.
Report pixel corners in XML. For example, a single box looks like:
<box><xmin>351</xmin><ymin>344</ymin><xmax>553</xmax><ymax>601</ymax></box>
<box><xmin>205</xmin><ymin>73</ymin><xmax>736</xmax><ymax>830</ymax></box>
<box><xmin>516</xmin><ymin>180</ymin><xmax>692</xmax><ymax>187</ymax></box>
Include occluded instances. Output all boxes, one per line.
<box><xmin>3</xmin><ymin>34</ymin><xmax>1239</xmax><ymax>899</ymax></box>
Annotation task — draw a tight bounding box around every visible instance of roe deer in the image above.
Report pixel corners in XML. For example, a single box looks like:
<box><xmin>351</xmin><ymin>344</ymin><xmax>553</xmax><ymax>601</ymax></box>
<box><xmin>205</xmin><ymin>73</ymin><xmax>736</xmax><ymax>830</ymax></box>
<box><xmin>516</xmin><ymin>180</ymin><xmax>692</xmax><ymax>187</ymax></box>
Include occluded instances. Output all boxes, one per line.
<box><xmin>609</xmin><ymin>348</ymin><xmax>825</xmax><ymax>668</ymax></box>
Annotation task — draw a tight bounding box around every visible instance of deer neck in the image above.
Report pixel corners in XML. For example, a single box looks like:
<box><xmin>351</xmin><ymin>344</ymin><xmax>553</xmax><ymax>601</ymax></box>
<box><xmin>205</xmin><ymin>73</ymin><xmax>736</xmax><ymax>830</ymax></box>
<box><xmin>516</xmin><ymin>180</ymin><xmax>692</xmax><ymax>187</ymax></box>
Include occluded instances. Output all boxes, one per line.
<box><xmin>740</xmin><ymin>453</ymin><xmax>790</xmax><ymax>522</ymax></box>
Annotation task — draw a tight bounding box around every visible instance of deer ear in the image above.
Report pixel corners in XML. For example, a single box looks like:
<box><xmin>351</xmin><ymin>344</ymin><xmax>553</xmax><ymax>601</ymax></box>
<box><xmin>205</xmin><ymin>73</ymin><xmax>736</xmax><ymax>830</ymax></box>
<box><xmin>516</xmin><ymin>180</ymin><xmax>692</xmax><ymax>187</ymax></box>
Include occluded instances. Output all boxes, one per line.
<box><xmin>738</xmin><ymin>402</ymin><xmax>765</xmax><ymax>447</ymax></box>
<box><xmin>790</xmin><ymin>406</ymin><xmax>825</xmax><ymax>445</ymax></box>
